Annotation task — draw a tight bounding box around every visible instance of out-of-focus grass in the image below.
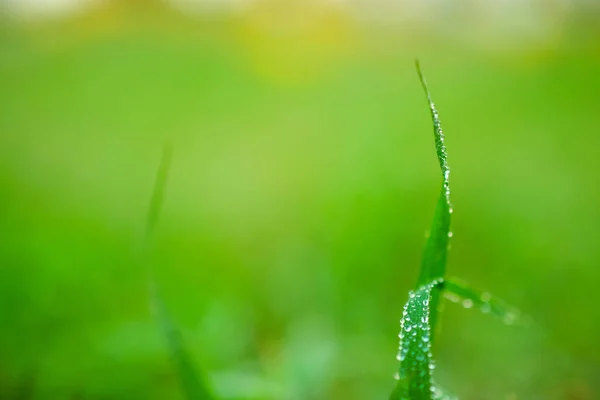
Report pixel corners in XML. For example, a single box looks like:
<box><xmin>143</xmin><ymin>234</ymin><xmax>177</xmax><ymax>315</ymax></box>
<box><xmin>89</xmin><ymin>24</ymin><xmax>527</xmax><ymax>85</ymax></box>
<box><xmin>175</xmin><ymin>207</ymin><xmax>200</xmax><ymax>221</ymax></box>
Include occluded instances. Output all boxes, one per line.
<box><xmin>0</xmin><ymin>6</ymin><xmax>600</xmax><ymax>399</ymax></box>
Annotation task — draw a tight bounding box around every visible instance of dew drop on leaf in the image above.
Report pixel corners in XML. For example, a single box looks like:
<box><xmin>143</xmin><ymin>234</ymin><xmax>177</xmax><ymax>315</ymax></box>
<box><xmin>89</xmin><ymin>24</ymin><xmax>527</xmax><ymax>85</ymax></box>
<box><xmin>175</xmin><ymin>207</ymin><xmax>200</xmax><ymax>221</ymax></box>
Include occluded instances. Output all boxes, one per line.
<box><xmin>504</xmin><ymin>313</ymin><xmax>516</xmax><ymax>325</ymax></box>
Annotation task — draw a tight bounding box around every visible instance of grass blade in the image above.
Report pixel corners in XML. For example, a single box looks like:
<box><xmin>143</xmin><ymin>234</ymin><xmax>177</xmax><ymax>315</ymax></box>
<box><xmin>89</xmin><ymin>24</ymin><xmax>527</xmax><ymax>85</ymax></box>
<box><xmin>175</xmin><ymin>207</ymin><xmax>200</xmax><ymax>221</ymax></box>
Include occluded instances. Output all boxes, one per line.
<box><xmin>391</xmin><ymin>63</ymin><xmax>521</xmax><ymax>400</ymax></box>
<box><xmin>144</xmin><ymin>144</ymin><xmax>216</xmax><ymax>400</ymax></box>
<box><xmin>150</xmin><ymin>284</ymin><xmax>216</xmax><ymax>400</ymax></box>
<box><xmin>443</xmin><ymin>278</ymin><xmax>521</xmax><ymax>325</ymax></box>
<box><xmin>145</xmin><ymin>144</ymin><xmax>173</xmax><ymax>245</ymax></box>
<box><xmin>392</xmin><ymin>279</ymin><xmax>444</xmax><ymax>400</ymax></box>
<box><xmin>415</xmin><ymin>60</ymin><xmax>452</xmax><ymax>336</ymax></box>
<box><xmin>391</xmin><ymin>63</ymin><xmax>454</xmax><ymax>400</ymax></box>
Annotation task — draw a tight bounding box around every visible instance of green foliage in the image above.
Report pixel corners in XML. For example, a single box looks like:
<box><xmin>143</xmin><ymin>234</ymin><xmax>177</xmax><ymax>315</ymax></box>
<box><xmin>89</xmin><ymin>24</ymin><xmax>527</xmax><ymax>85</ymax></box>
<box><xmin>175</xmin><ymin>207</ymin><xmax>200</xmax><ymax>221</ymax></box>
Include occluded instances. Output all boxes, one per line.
<box><xmin>144</xmin><ymin>144</ymin><xmax>216</xmax><ymax>400</ymax></box>
<box><xmin>391</xmin><ymin>63</ymin><xmax>519</xmax><ymax>400</ymax></box>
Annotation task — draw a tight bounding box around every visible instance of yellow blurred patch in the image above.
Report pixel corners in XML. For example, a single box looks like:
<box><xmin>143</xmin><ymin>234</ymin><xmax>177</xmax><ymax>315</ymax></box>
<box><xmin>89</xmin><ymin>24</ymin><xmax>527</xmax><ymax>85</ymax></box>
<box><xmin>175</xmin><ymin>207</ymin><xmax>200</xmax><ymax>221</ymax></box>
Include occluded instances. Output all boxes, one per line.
<box><xmin>234</xmin><ymin>0</ymin><xmax>356</xmax><ymax>85</ymax></box>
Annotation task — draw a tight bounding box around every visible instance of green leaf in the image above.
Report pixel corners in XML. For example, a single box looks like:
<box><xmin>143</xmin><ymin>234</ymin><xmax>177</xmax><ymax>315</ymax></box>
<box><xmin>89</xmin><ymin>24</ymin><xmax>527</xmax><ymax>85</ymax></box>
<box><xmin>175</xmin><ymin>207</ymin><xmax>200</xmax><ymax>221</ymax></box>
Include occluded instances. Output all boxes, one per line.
<box><xmin>414</xmin><ymin>60</ymin><xmax>452</xmax><ymax>337</ymax></box>
<box><xmin>143</xmin><ymin>144</ymin><xmax>216</xmax><ymax>400</ymax></box>
<box><xmin>392</xmin><ymin>279</ymin><xmax>444</xmax><ymax>400</ymax></box>
<box><xmin>443</xmin><ymin>278</ymin><xmax>521</xmax><ymax>325</ymax></box>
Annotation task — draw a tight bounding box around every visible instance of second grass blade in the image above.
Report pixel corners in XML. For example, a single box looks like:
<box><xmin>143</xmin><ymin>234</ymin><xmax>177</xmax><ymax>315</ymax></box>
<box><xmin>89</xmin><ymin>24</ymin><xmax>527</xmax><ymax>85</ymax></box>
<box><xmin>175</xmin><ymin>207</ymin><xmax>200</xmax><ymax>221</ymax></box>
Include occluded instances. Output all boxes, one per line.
<box><xmin>144</xmin><ymin>144</ymin><xmax>216</xmax><ymax>400</ymax></box>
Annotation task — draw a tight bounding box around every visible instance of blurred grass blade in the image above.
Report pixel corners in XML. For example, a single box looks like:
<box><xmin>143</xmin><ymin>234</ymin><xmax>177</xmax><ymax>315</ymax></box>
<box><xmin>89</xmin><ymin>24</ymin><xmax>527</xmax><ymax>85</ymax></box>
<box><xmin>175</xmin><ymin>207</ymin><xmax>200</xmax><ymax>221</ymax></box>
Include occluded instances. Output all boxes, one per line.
<box><xmin>392</xmin><ymin>279</ymin><xmax>444</xmax><ymax>400</ymax></box>
<box><xmin>415</xmin><ymin>60</ymin><xmax>452</xmax><ymax>336</ymax></box>
<box><xmin>150</xmin><ymin>285</ymin><xmax>216</xmax><ymax>400</ymax></box>
<box><xmin>145</xmin><ymin>144</ymin><xmax>173</xmax><ymax>245</ymax></box>
<box><xmin>144</xmin><ymin>144</ymin><xmax>216</xmax><ymax>400</ymax></box>
<box><xmin>443</xmin><ymin>278</ymin><xmax>521</xmax><ymax>325</ymax></box>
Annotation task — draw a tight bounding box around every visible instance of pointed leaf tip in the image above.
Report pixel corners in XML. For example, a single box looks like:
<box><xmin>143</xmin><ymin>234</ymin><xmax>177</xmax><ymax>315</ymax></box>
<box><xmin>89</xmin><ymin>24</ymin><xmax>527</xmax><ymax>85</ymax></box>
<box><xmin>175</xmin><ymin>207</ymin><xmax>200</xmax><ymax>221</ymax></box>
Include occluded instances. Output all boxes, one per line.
<box><xmin>415</xmin><ymin>62</ymin><xmax>450</xmax><ymax>195</ymax></box>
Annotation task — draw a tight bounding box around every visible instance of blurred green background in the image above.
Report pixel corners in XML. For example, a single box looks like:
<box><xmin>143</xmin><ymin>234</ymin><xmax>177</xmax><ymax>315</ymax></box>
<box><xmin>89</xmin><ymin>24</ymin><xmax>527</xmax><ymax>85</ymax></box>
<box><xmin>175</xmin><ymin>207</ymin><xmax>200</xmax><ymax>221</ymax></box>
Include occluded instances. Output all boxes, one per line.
<box><xmin>1</xmin><ymin>0</ymin><xmax>599</xmax><ymax>399</ymax></box>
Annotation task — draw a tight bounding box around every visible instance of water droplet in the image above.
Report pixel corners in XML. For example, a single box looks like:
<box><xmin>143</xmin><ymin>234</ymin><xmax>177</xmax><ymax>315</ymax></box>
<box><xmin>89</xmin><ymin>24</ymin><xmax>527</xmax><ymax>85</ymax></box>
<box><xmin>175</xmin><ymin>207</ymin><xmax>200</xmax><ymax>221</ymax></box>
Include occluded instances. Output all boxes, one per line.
<box><xmin>405</xmin><ymin>325</ymin><xmax>412</xmax><ymax>332</ymax></box>
<box><xmin>444</xmin><ymin>292</ymin><xmax>460</xmax><ymax>303</ymax></box>
<box><xmin>481</xmin><ymin>303</ymin><xmax>491</xmax><ymax>313</ymax></box>
<box><xmin>504</xmin><ymin>313</ymin><xmax>516</xmax><ymax>325</ymax></box>
<box><xmin>447</xmin><ymin>231</ymin><xmax>453</xmax><ymax>238</ymax></box>
<box><xmin>393</xmin><ymin>371</ymin><xmax>400</xmax><ymax>380</ymax></box>
<box><xmin>462</xmin><ymin>299</ymin><xmax>473</xmax><ymax>309</ymax></box>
